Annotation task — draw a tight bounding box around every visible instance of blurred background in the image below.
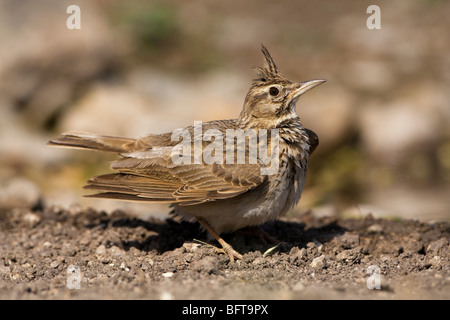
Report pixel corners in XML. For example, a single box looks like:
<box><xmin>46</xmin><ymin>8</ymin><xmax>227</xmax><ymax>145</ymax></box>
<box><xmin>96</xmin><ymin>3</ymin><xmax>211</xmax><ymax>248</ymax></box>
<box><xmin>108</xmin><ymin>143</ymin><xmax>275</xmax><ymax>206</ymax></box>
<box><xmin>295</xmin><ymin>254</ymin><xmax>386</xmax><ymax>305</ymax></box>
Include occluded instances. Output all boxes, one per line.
<box><xmin>0</xmin><ymin>0</ymin><xmax>449</xmax><ymax>221</ymax></box>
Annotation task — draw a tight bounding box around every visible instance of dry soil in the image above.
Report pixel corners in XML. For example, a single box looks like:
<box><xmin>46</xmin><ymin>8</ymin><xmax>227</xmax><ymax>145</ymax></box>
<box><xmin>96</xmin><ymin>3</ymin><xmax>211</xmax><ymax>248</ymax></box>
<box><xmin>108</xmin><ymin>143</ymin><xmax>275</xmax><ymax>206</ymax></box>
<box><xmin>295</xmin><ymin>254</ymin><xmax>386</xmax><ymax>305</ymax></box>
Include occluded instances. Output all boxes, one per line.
<box><xmin>0</xmin><ymin>205</ymin><xmax>448</xmax><ymax>299</ymax></box>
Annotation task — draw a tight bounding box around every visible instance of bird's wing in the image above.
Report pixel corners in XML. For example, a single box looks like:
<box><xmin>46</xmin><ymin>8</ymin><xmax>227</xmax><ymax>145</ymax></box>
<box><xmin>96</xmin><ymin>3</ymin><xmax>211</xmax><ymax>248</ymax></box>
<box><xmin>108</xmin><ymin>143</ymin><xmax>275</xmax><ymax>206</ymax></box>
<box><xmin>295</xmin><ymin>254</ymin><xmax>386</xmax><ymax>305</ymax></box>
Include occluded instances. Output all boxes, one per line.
<box><xmin>84</xmin><ymin>143</ymin><xmax>266</xmax><ymax>205</ymax></box>
<box><xmin>304</xmin><ymin>128</ymin><xmax>319</xmax><ymax>155</ymax></box>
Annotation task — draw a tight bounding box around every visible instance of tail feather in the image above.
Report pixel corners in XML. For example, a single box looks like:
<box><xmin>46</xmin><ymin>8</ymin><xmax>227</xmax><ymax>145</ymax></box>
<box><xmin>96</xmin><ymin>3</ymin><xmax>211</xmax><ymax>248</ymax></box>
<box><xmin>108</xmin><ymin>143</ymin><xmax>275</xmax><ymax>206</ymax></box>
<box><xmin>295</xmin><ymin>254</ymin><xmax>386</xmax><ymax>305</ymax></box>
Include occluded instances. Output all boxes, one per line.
<box><xmin>47</xmin><ymin>131</ymin><xmax>136</xmax><ymax>153</ymax></box>
<box><xmin>83</xmin><ymin>172</ymin><xmax>179</xmax><ymax>203</ymax></box>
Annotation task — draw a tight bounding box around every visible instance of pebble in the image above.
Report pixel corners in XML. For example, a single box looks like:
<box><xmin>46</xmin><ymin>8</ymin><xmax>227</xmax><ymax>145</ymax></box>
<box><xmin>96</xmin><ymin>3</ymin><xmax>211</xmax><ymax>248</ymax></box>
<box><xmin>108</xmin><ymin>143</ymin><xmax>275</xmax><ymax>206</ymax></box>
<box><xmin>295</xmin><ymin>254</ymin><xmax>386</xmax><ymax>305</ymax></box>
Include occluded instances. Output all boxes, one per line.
<box><xmin>23</xmin><ymin>213</ymin><xmax>41</xmax><ymax>228</ymax></box>
<box><xmin>429</xmin><ymin>256</ymin><xmax>442</xmax><ymax>267</ymax></box>
<box><xmin>95</xmin><ymin>244</ymin><xmax>107</xmax><ymax>255</ymax></box>
<box><xmin>162</xmin><ymin>272</ymin><xmax>174</xmax><ymax>278</ymax></box>
<box><xmin>120</xmin><ymin>262</ymin><xmax>130</xmax><ymax>272</ymax></box>
<box><xmin>183</xmin><ymin>243</ymin><xmax>201</xmax><ymax>252</ymax></box>
<box><xmin>310</xmin><ymin>255</ymin><xmax>327</xmax><ymax>269</ymax></box>
<box><xmin>367</xmin><ymin>224</ymin><xmax>383</xmax><ymax>233</ymax></box>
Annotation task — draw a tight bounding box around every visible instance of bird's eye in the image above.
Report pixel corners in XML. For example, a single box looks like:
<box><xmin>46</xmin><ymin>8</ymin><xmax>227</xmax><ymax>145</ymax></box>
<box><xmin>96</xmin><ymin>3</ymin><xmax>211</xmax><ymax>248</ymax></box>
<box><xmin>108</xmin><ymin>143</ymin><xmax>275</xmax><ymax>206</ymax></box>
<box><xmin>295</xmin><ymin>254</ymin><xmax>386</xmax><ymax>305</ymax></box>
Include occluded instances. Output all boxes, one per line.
<box><xmin>269</xmin><ymin>87</ymin><xmax>279</xmax><ymax>96</ymax></box>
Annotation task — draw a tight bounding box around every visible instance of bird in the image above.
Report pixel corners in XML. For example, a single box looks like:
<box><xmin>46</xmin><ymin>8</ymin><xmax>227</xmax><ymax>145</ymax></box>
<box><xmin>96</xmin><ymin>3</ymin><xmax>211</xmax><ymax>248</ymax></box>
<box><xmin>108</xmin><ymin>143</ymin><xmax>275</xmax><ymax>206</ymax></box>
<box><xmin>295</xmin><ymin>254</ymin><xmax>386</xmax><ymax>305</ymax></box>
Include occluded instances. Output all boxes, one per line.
<box><xmin>48</xmin><ymin>45</ymin><xmax>326</xmax><ymax>261</ymax></box>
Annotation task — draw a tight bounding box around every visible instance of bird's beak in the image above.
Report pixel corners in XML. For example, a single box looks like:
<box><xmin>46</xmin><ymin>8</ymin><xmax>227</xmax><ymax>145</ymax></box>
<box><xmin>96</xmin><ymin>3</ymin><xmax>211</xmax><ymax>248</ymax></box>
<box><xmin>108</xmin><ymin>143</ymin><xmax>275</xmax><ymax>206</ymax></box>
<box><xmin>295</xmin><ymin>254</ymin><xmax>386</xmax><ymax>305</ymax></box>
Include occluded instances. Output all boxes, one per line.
<box><xmin>289</xmin><ymin>79</ymin><xmax>327</xmax><ymax>101</ymax></box>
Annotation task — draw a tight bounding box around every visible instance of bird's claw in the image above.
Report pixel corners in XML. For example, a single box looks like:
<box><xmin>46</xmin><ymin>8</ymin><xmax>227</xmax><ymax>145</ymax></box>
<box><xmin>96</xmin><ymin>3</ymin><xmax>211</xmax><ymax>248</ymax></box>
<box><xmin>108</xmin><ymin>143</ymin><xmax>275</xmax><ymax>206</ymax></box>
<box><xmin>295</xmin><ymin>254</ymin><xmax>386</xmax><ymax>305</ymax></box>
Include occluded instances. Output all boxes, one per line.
<box><xmin>216</xmin><ymin>244</ymin><xmax>243</xmax><ymax>262</ymax></box>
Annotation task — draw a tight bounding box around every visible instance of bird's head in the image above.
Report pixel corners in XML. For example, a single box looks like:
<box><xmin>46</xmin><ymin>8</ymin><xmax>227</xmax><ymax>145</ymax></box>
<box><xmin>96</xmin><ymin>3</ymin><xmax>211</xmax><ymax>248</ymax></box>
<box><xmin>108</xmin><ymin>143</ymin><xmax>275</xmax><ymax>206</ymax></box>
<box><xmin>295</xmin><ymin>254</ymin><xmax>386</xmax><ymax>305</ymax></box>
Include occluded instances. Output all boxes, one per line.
<box><xmin>239</xmin><ymin>45</ymin><xmax>326</xmax><ymax>129</ymax></box>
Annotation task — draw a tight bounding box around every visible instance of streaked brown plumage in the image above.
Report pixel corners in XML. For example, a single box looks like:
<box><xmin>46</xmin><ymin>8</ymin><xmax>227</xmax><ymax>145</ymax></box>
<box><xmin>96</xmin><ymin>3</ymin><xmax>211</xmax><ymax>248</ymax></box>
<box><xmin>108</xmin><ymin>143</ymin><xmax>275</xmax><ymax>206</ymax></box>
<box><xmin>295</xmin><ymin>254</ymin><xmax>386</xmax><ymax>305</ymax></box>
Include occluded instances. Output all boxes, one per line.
<box><xmin>48</xmin><ymin>45</ymin><xmax>325</xmax><ymax>261</ymax></box>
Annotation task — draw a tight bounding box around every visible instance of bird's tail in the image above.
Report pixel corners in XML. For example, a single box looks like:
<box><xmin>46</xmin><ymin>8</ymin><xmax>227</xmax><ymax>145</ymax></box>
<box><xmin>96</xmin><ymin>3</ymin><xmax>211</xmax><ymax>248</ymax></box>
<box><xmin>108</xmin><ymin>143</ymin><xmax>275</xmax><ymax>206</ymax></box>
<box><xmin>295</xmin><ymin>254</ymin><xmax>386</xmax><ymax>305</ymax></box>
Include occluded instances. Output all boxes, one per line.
<box><xmin>47</xmin><ymin>131</ymin><xmax>137</xmax><ymax>153</ymax></box>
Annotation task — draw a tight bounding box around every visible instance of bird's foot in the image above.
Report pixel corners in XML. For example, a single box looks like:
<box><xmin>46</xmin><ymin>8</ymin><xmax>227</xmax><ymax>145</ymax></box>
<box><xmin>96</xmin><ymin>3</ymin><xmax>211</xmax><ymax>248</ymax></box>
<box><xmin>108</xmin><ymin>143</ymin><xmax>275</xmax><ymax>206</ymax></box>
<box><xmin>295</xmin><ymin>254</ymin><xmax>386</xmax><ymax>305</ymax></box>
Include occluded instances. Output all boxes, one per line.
<box><xmin>196</xmin><ymin>217</ymin><xmax>244</xmax><ymax>262</ymax></box>
<box><xmin>216</xmin><ymin>242</ymin><xmax>243</xmax><ymax>262</ymax></box>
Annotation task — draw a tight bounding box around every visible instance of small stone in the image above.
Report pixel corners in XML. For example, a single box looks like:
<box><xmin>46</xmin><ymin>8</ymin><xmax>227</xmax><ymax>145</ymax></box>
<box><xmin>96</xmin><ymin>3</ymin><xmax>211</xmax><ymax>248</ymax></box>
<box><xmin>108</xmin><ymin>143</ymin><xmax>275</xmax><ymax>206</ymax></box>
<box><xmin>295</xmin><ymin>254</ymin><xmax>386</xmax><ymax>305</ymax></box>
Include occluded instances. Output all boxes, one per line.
<box><xmin>50</xmin><ymin>260</ymin><xmax>59</xmax><ymax>269</ymax></box>
<box><xmin>120</xmin><ymin>262</ymin><xmax>129</xmax><ymax>271</ymax></box>
<box><xmin>336</xmin><ymin>251</ymin><xmax>349</xmax><ymax>261</ymax></box>
<box><xmin>10</xmin><ymin>273</ymin><xmax>21</xmax><ymax>281</ymax></box>
<box><xmin>109</xmin><ymin>246</ymin><xmax>124</xmax><ymax>256</ymax></box>
<box><xmin>162</xmin><ymin>272</ymin><xmax>174</xmax><ymax>278</ymax></box>
<box><xmin>95</xmin><ymin>244</ymin><xmax>107</xmax><ymax>255</ymax></box>
<box><xmin>367</xmin><ymin>224</ymin><xmax>383</xmax><ymax>233</ymax></box>
<box><xmin>310</xmin><ymin>255</ymin><xmax>327</xmax><ymax>269</ymax></box>
<box><xmin>183</xmin><ymin>242</ymin><xmax>201</xmax><ymax>252</ymax></box>
<box><xmin>43</xmin><ymin>241</ymin><xmax>52</xmax><ymax>248</ymax></box>
<box><xmin>23</xmin><ymin>213</ymin><xmax>41</xmax><ymax>228</ymax></box>
<box><xmin>429</xmin><ymin>256</ymin><xmax>442</xmax><ymax>267</ymax></box>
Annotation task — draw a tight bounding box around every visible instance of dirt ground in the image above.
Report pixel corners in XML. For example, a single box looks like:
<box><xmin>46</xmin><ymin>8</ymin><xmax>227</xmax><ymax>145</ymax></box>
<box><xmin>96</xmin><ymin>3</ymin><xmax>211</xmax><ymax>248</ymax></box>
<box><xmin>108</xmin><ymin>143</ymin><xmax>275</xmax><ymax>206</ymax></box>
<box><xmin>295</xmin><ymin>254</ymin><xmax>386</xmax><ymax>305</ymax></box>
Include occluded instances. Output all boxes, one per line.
<box><xmin>0</xmin><ymin>205</ymin><xmax>448</xmax><ymax>300</ymax></box>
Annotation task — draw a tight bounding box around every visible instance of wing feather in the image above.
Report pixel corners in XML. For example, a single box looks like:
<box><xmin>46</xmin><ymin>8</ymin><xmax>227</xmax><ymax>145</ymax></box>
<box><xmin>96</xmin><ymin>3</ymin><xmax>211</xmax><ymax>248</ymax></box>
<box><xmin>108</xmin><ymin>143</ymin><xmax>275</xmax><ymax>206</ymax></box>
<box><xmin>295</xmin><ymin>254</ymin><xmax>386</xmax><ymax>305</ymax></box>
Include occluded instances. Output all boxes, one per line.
<box><xmin>84</xmin><ymin>120</ymin><xmax>267</xmax><ymax>204</ymax></box>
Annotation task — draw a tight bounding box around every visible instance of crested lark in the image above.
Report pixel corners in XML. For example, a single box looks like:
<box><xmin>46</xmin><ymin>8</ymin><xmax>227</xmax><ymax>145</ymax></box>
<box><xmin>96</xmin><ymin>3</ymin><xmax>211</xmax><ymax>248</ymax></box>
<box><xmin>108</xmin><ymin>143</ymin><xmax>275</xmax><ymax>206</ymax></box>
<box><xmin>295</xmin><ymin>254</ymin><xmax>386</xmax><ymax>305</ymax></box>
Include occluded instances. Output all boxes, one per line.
<box><xmin>48</xmin><ymin>45</ymin><xmax>326</xmax><ymax>261</ymax></box>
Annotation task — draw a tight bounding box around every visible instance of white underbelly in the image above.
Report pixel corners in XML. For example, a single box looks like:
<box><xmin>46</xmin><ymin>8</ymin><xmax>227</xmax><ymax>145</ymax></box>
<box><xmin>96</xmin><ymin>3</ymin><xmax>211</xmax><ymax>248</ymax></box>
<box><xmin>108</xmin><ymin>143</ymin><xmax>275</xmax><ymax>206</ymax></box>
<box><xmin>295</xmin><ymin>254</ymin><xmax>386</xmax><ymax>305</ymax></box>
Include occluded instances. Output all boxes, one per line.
<box><xmin>176</xmin><ymin>162</ymin><xmax>306</xmax><ymax>234</ymax></box>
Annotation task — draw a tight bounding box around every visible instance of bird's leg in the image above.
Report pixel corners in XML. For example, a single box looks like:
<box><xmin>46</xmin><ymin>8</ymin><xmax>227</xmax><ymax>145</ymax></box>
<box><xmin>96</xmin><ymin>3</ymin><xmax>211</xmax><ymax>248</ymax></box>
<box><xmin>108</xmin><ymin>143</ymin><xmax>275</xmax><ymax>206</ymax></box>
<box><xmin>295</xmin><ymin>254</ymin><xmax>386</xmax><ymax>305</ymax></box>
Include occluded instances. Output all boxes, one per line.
<box><xmin>196</xmin><ymin>217</ymin><xmax>243</xmax><ymax>262</ymax></box>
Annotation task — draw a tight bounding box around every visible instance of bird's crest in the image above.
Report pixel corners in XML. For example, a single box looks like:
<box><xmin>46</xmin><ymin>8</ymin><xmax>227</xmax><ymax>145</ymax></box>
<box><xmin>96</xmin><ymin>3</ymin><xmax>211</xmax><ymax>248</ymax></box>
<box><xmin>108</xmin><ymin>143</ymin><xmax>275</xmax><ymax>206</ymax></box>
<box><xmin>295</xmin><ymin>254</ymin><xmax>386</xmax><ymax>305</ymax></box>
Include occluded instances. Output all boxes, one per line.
<box><xmin>252</xmin><ymin>45</ymin><xmax>287</xmax><ymax>84</ymax></box>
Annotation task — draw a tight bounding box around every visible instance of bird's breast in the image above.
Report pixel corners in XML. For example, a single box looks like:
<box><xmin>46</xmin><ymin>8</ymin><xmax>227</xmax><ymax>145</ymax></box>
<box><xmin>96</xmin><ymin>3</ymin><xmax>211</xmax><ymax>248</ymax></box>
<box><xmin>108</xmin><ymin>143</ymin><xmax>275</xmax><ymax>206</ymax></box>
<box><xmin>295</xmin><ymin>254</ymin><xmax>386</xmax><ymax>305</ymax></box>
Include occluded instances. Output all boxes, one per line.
<box><xmin>274</xmin><ymin>141</ymin><xmax>309</xmax><ymax>216</ymax></box>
